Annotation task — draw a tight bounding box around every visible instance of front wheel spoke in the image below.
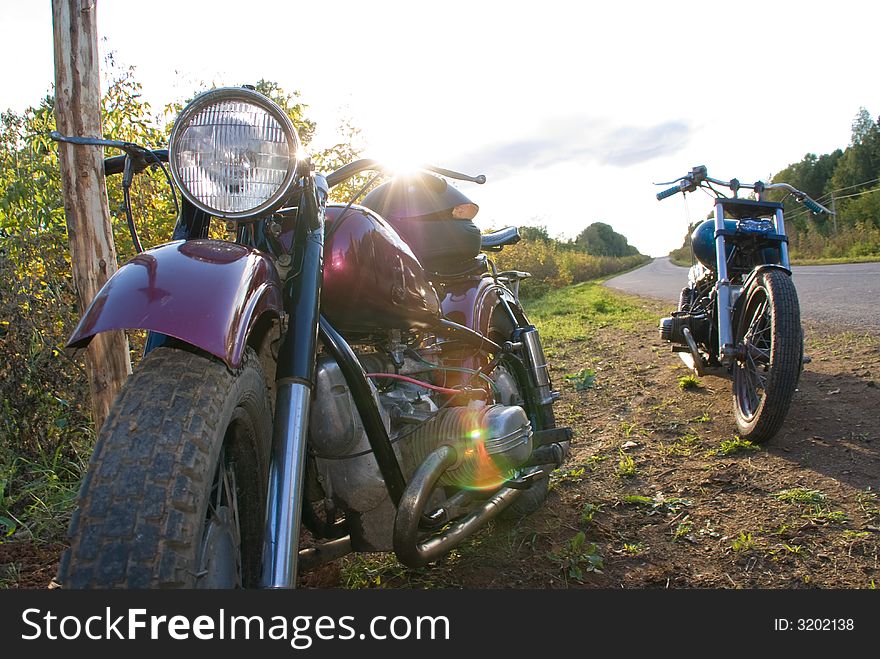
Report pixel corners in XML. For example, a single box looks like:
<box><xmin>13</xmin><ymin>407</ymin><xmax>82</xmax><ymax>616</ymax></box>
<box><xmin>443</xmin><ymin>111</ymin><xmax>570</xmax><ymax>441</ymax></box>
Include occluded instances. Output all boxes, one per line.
<box><xmin>224</xmin><ymin>463</ymin><xmax>242</xmax><ymax>551</ymax></box>
<box><xmin>746</xmin><ymin>298</ymin><xmax>769</xmax><ymax>339</ymax></box>
<box><xmin>747</xmin><ymin>354</ymin><xmax>767</xmax><ymax>389</ymax></box>
<box><xmin>747</xmin><ymin>370</ymin><xmax>761</xmax><ymax>411</ymax></box>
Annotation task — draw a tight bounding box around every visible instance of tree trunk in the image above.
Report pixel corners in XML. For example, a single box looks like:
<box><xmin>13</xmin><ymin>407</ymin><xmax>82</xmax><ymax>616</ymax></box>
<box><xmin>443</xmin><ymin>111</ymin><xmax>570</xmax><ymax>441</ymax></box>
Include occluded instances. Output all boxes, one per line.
<box><xmin>52</xmin><ymin>0</ymin><xmax>131</xmax><ymax>432</ymax></box>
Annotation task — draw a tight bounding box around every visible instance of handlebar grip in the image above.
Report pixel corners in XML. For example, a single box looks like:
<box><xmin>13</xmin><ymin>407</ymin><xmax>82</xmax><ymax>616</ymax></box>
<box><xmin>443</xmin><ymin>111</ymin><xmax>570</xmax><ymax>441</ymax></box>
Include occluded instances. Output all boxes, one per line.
<box><xmin>656</xmin><ymin>185</ymin><xmax>681</xmax><ymax>201</ymax></box>
<box><xmin>103</xmin><ymin>149</ymin><xmax>168</xmax><ymax>176</ymax></box>
<box><xmin>802</xmin><ymin>197</ymin><xmax>824</xmax><ymax>214</ymax></box>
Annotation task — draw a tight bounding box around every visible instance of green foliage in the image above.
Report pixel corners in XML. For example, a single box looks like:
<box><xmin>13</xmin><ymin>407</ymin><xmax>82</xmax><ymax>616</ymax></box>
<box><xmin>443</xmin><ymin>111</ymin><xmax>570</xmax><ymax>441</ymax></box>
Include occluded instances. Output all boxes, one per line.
<box><xmin>565</xmin><ymin>368</ymin><xmax>596</xmax><ymax>391</ymax></box>
<box><xmin>621</xmin><ymin>493</ymin><xmax>690</xmax><ymax>515</ymax></box>
<box><xmin>517</xmin><ymin>225</ymin><xmax>552</xmax><ymax>242</ymax></box>
<box><xmin>616</xmin><ymin>450</ymin><xmax>637</xmax><ymax>478</ymax></box>
<box><xmin>672</xmin><ymin>518</ymin><xmax>693</xmax><ymax>542</ymax></box>
<box><xmin>668</xmin><ymin>107</ymin><xmax>880</xmax><ymax>262</ymax></box>
<box><xmin>523</xmin><ymin>282</ymin><xmax>654</xmax><ymax>344</ymax></box>
<box><xmin>732</xmin><ymin>531</ymin><xmax>757</xmax><ymax>552</ymax></box>
<box><xmin>547</xmin><ymin>531</ymin><xmax>603</xmax><ymax>582</ymax></box>
<box><xmin>492</xmin><ymin>229</ymin><xmax>649</xmax><ymax>298</ymax></box>
<box><xmin>677</xmin><ymin>374</ymin><xmax>702</xmax><ymax>390</ymax></box>
<box><xmin>716</xmin><ymin>437</ymin><xmax>759</xmax><ymax>456</ymax></box>
<box><xmin>774</xmin><ymin>488</ymin><xmax>826</xmax><ymax>505</ymax></box>
<box><xmin>575</xmin><ymin>222</ymin><xmax>640</xmax><ymax>257</ymax></box>
<box><xmin>0</xmin><ymin>63</ymin><xmax>360</xmax><ymax>542</ymax></box>
<box><xmin>580</xmin><ymin>502</ymin><xmax>603</xmax><ymax>523</ymax></box>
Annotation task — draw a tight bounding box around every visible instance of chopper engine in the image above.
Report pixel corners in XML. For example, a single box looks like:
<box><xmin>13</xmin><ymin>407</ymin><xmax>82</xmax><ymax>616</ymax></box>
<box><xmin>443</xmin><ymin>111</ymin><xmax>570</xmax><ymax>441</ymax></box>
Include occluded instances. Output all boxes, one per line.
<box><xmin>307</xmin><ymin>350</ymin><xmax>533</xmax><ymax>551</ymax></box>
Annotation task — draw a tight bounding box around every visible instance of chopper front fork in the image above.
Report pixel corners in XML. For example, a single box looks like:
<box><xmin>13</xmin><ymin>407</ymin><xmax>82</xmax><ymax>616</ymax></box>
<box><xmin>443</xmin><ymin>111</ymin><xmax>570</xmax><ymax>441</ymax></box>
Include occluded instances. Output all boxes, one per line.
<box><xmin>713</xmin><ymin>201</ymin><xmax>736</xmax><ymax>366</ymax></box>
<box><xmin>260</xmin><ymin>191</ymin><xmax>324</xmax><ymax>588</ymax></box>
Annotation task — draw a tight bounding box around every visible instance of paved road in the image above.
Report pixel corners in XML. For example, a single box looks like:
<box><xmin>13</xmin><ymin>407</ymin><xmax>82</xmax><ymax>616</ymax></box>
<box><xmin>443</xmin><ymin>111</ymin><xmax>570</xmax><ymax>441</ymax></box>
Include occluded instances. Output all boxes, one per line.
<box><xmin>604</xmin><ymin>257</ymin><xmax>880</xmax><ymax>331</ymax></box>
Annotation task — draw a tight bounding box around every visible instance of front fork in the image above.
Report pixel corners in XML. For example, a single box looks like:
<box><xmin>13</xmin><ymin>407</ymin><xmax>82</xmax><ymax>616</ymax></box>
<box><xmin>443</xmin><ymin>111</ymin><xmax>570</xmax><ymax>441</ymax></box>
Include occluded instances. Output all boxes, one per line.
<box><xmin>260</xmin><ymin>178</ymin><xmax>325</xmax><ymax>588</ymax></box>
<box><xmin>713</xmin><ymin>200</ymin><xmax>735</xmax><ymax>365</ymax></box>
<box><xmin>714</xmin><ymin>201</ymin><xmax>790</xmax><ymax>367</ymax></box>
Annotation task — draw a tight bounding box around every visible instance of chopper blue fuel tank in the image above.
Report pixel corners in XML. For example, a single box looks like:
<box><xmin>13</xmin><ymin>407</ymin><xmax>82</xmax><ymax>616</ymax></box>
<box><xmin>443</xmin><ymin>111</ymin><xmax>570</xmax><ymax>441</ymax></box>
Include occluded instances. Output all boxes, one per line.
<box><xmin>691</xmin><ymin>219</ymin><xmax>738</xmax><ymax>270</ymax></box>
<box><xmin>321</xmin><ymin>204</ymin><xmax>442</xmax><ymax>334</ymax></box>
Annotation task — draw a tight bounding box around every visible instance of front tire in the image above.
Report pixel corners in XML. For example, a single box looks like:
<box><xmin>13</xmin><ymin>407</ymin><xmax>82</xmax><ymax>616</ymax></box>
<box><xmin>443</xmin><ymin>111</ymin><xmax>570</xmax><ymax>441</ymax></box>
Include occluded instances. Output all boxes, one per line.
<box><xmin>732</xmin><ymin>270</ymin><xmax>802</xmax><ymax>443</ymax></box>
<box><xmin>59</xmin><ymin>346</ymin><xmax>272</xmax><ymax>588</ymax></box>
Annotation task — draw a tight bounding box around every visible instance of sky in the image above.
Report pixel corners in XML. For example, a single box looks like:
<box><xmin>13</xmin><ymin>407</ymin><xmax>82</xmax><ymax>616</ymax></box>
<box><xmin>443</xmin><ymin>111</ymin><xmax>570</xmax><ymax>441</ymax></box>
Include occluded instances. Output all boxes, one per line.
<box><xmin>2</xmin><ymin>0</ymin><xmax>879</xmax><ymax>256</ymax></box>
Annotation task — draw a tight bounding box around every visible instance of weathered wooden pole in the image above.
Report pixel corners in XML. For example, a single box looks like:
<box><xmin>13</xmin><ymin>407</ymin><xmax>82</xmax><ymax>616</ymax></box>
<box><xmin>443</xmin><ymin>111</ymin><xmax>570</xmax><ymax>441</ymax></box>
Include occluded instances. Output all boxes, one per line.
<box><xmin>52</xmin><ymin>0</ymin><xmax>131</xmax><ymax>432</ymax></box>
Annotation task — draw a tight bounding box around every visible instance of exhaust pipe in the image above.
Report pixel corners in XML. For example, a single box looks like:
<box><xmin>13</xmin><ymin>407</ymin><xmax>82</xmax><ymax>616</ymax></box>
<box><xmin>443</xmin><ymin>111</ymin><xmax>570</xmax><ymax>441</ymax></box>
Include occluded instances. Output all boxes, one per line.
<box><xmin>393</xmin><ymin>445</ymin><xmax>524</xmax><ymax>568</ymax></box>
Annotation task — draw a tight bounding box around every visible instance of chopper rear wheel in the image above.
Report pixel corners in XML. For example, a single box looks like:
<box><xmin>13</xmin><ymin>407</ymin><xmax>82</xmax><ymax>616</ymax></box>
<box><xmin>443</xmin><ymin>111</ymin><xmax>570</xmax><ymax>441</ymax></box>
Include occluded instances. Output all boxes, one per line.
<box><xmin>731</xmin><ymin>270</ymin><xmax>802</xmax><ymax>443</ymax></box>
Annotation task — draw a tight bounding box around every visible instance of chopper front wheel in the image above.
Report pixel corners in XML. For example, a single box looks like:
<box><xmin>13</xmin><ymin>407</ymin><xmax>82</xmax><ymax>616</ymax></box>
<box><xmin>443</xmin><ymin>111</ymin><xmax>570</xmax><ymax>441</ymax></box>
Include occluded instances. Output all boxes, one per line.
<box><xmin>731</xmin><ymin>269</ymin><xmax>802</xmax><ymax>443</ymax></box>
<box><xmin>59</xmin><ymin>346</ymin><xmax>272</xmax><ymax>588</ymax></box>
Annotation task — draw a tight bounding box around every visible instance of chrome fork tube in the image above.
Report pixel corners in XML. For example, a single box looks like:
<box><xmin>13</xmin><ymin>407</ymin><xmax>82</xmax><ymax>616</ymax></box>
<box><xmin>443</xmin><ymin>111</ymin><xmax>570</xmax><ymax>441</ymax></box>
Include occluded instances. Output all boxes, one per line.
<box><xmin>713</xmin><ymin>200</ymin><xmax>734</xmax><ymax>364</ymax></box>
<box><xmin>260</xmin><ymin>177</ymin><xmax>324</xmax><ymax>588</ymax></box>
<box><xmin>775</xmin><ymin>208</ymin><xmax>791</xmax><ymax>268</ymax></box>
<box><xmin>260</xmin><ymin>381</ymin><xmax>311</xmax><ymax>588</ymax></box>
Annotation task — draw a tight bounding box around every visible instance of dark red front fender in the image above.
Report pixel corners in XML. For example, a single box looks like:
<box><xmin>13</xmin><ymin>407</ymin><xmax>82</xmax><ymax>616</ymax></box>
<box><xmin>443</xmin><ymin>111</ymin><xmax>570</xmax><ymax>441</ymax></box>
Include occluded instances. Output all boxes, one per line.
<box><xmin>67</xmin><ymin>239</ymin><xmax>283</xmax><ymax>369</ymax></box>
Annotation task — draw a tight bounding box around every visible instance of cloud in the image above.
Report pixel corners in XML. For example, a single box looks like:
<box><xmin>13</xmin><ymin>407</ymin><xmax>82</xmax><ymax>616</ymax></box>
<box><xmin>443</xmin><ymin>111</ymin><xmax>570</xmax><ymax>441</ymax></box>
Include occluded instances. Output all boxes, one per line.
<box><xmin>450</xmin><ymin>115</ymin><xmax>692</xmax><ymax>179</ymax></box>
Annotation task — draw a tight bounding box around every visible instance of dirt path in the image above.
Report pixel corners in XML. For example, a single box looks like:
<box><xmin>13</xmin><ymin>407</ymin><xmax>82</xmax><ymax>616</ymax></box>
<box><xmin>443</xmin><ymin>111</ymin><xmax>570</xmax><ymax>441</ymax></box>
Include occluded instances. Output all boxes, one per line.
<box><xmin>3</xmin><ymin>294</ymin><xmax>879</xmax><ymax>589</ymax></box>
<box><xmin>335</xmin><ymin>295</ymin><xmax>880</xmax><ymax>589</ymax></box>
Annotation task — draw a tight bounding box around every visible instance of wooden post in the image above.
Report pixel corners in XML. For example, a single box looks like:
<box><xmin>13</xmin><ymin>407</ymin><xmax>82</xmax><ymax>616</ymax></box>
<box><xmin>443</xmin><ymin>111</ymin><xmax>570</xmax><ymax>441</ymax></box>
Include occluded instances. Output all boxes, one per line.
<box><xmin>52</xmin><ymin>0</ymin><xmax>131</xmax><ymax>432</ymax></box>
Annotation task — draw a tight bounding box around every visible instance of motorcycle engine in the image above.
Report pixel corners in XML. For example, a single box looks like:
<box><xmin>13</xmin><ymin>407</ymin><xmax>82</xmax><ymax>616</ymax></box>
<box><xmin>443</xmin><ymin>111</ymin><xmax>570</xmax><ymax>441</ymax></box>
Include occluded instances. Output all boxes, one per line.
<box><xmin>307</xmin><ymin>347</ymin><xmax>532</xmax><ymax>551</ymax></box>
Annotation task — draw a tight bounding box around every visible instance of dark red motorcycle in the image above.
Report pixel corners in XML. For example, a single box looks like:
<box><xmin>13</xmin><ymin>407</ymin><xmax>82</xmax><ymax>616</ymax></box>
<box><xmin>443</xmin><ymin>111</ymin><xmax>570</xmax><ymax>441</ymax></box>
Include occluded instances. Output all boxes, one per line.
<box><xmin>52</xmin><ymin>86</ymin><xmax>571</xmax><ymax>588</ymax></box>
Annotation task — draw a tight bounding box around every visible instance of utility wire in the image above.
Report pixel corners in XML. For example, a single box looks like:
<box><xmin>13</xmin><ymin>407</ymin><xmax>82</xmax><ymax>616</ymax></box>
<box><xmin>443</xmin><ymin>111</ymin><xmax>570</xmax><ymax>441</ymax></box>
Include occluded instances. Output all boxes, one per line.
<box><xmin>786</xmin><ymin>184</ymin><xmax>880</xmax><ymax>223</ymax></box>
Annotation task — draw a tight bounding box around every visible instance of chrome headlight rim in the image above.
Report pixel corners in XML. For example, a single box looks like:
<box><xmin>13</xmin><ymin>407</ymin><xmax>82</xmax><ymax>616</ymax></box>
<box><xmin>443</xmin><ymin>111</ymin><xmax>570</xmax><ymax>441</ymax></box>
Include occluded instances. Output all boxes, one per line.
<box><xmin>168</xmin><ymin>86</ymin><xmax>301</xmax><ymax>221</ymax></box>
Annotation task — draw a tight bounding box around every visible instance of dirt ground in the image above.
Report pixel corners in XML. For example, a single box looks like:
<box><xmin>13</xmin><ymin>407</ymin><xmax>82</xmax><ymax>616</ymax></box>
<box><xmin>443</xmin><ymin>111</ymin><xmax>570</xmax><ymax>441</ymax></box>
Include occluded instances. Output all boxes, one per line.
<box><xmin>3</xmin><ymin>295</ymin><xmax>879</xmax><ymax>589</ymax></box>
<box><xmin>332</xmin><ymin>296</ymin><xmax>880</xmax><ymax>589</ymax></box>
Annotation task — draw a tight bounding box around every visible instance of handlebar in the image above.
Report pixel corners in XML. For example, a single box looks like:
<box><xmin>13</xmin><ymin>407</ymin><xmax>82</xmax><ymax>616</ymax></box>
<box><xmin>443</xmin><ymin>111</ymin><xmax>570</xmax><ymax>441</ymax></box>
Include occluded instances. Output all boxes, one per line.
<box><xmin>655</xmin><ymin>166</ymin><xmax>833</xmax><ymax>214</ymax></box>
<box><xmin>324</xmin><ymin>158</ymin><xmax>486</xmax><ymax>189</ymax></box>
<box><xmin>656</xmin><ymin>184</ymin><xmax>682</xmax><ymax>201</ymax></box>
<box><xmin>103</xmin><ymin>149</ymin><xmax>168</xmax><ymax>176</ymax></box>
<box><xmin>50</xmin><ymin>131</ymin><xmax>169</xmax><ymax>179</ymax></box>
<box><xmin>801</xmin><ymin>197</ymin><xmax>825</xmax><ymax>214</ymax></box>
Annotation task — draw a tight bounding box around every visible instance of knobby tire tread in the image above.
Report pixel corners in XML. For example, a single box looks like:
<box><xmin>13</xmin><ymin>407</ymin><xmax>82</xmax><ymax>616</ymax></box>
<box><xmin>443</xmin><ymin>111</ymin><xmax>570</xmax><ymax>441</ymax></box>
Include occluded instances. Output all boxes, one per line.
<box><xmin>59</xmin><ymin>346</ymin><xmax>270</xmax><ymax>589</ymax></box>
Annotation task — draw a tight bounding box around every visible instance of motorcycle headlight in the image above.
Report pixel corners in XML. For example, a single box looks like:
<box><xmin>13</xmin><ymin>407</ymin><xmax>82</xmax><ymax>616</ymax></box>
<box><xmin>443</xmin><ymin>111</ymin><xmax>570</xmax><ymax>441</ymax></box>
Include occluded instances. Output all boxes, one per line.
<box><xmin>169</xmin><ymin>87</ymin><xmax>301</xmax><ymax>220</ymax></box>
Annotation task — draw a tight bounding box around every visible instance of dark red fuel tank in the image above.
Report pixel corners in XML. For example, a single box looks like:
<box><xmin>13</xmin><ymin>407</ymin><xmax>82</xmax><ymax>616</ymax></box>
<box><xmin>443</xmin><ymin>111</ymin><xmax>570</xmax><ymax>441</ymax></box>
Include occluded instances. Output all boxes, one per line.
<box><xmin>321</xmin><ymin>204</ymin><xmax>441</xmax><ymax>334</ymax></box>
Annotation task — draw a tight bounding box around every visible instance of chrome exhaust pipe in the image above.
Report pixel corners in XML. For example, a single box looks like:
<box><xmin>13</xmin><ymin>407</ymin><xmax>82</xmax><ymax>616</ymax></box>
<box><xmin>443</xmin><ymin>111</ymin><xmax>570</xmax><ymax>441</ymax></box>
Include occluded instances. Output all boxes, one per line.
<box><xmin>393</xmin><ymin>445</ymin><xmax>524</xmax><ymax>568</ymax></box>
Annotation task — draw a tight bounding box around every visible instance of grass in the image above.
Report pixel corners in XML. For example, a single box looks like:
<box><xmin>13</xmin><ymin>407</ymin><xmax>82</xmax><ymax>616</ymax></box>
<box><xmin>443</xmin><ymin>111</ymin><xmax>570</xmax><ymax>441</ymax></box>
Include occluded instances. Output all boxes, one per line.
<box><xmin>790</xmin><ymin>254</ymin><xmax>880</xmax><ymax>266</ymax></box>
<box><xmin>621</xmin><ymin>542</ymin><xmax>646</xmax><ymax>555</ymax></box>
<box><xmin>339</xmin><ymin>553</ymin><xmax>441</xmax><ymax>589</ymax></box>
<box><xmin>691</xmin><ymin>410</ymin><xmax>712</xmax><ymax>423</ymax></box>
<box><xmin>523</xmin><ymin>282</ymin><xmax>654</xmax><ymax>344</ymax></box>
<box><xmin>616</xmin><ymin>450</ymin><xmax>637</xmax><ymax>478</ymax></box>
<box><xmin>803</xmin><ymin>508</ymin><xmax>848</xmax><ymax>525</ymax></box>
<box><xmin>0</xmin><ymin>444</ymin><xmax>87</xmax><ymax>541</ymax></box>
<box><xmin>732</xmin><ymin>532</ymin><xmax>757</xmax><ymax>552</ymax></box>
<box><xmin>0</xmin><ymin>563</ymin><xmax>21</xmax><ymax>589</ymax></box>
<box><xmin>856</xmin><ymin>488</ymin><xmax>879</xmax><ymax>521</ymax></box>
<box><xmin>678</xmin><ymin>374</ymin><xmax>702</xmax><ymax>390</ymax></box>
<box><xmin>774</xmin><ymin>488</ymin><xmax>827</xmax><ymax>505</ymax></box>
<box><xmin>716</xmin><ymin>437</ymin><xmax>759</xmax><ymax>456</ymax></box>
<box><xmin>665</xmin><ymin>432</ymin><xmax>701</xmax><ymax>457</ymax></box>
<box><xmin>672</xmin><ymin>518</ymin><xmax>693</xmax><ymax>542</ymax></box>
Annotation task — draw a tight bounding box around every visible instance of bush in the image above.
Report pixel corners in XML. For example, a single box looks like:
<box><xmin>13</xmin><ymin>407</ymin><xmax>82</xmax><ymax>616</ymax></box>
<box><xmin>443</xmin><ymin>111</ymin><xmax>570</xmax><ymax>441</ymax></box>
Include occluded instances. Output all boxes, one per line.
<box><xmin>492</xmin><ymin>236</ymin><xmax>649</xmax><ymax>298</ymax></box>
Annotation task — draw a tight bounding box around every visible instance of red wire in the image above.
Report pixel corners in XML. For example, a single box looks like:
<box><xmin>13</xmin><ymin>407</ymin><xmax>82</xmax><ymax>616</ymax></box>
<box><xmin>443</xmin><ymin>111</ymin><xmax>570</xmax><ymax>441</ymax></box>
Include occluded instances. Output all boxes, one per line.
<box><xmin>364</xmin><ymin>372</ymin><xmax>461</xmax><ymax>396</ymax></box>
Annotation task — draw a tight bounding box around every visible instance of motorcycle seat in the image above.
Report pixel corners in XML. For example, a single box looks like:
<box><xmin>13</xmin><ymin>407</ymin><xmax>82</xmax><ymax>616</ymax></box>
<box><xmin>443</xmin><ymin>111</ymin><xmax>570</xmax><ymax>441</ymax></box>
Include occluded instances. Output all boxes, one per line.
<box><xmin>481</xmin><ymin>226</ymin><xmax>521</xmax><ymax>251</ymax></box>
